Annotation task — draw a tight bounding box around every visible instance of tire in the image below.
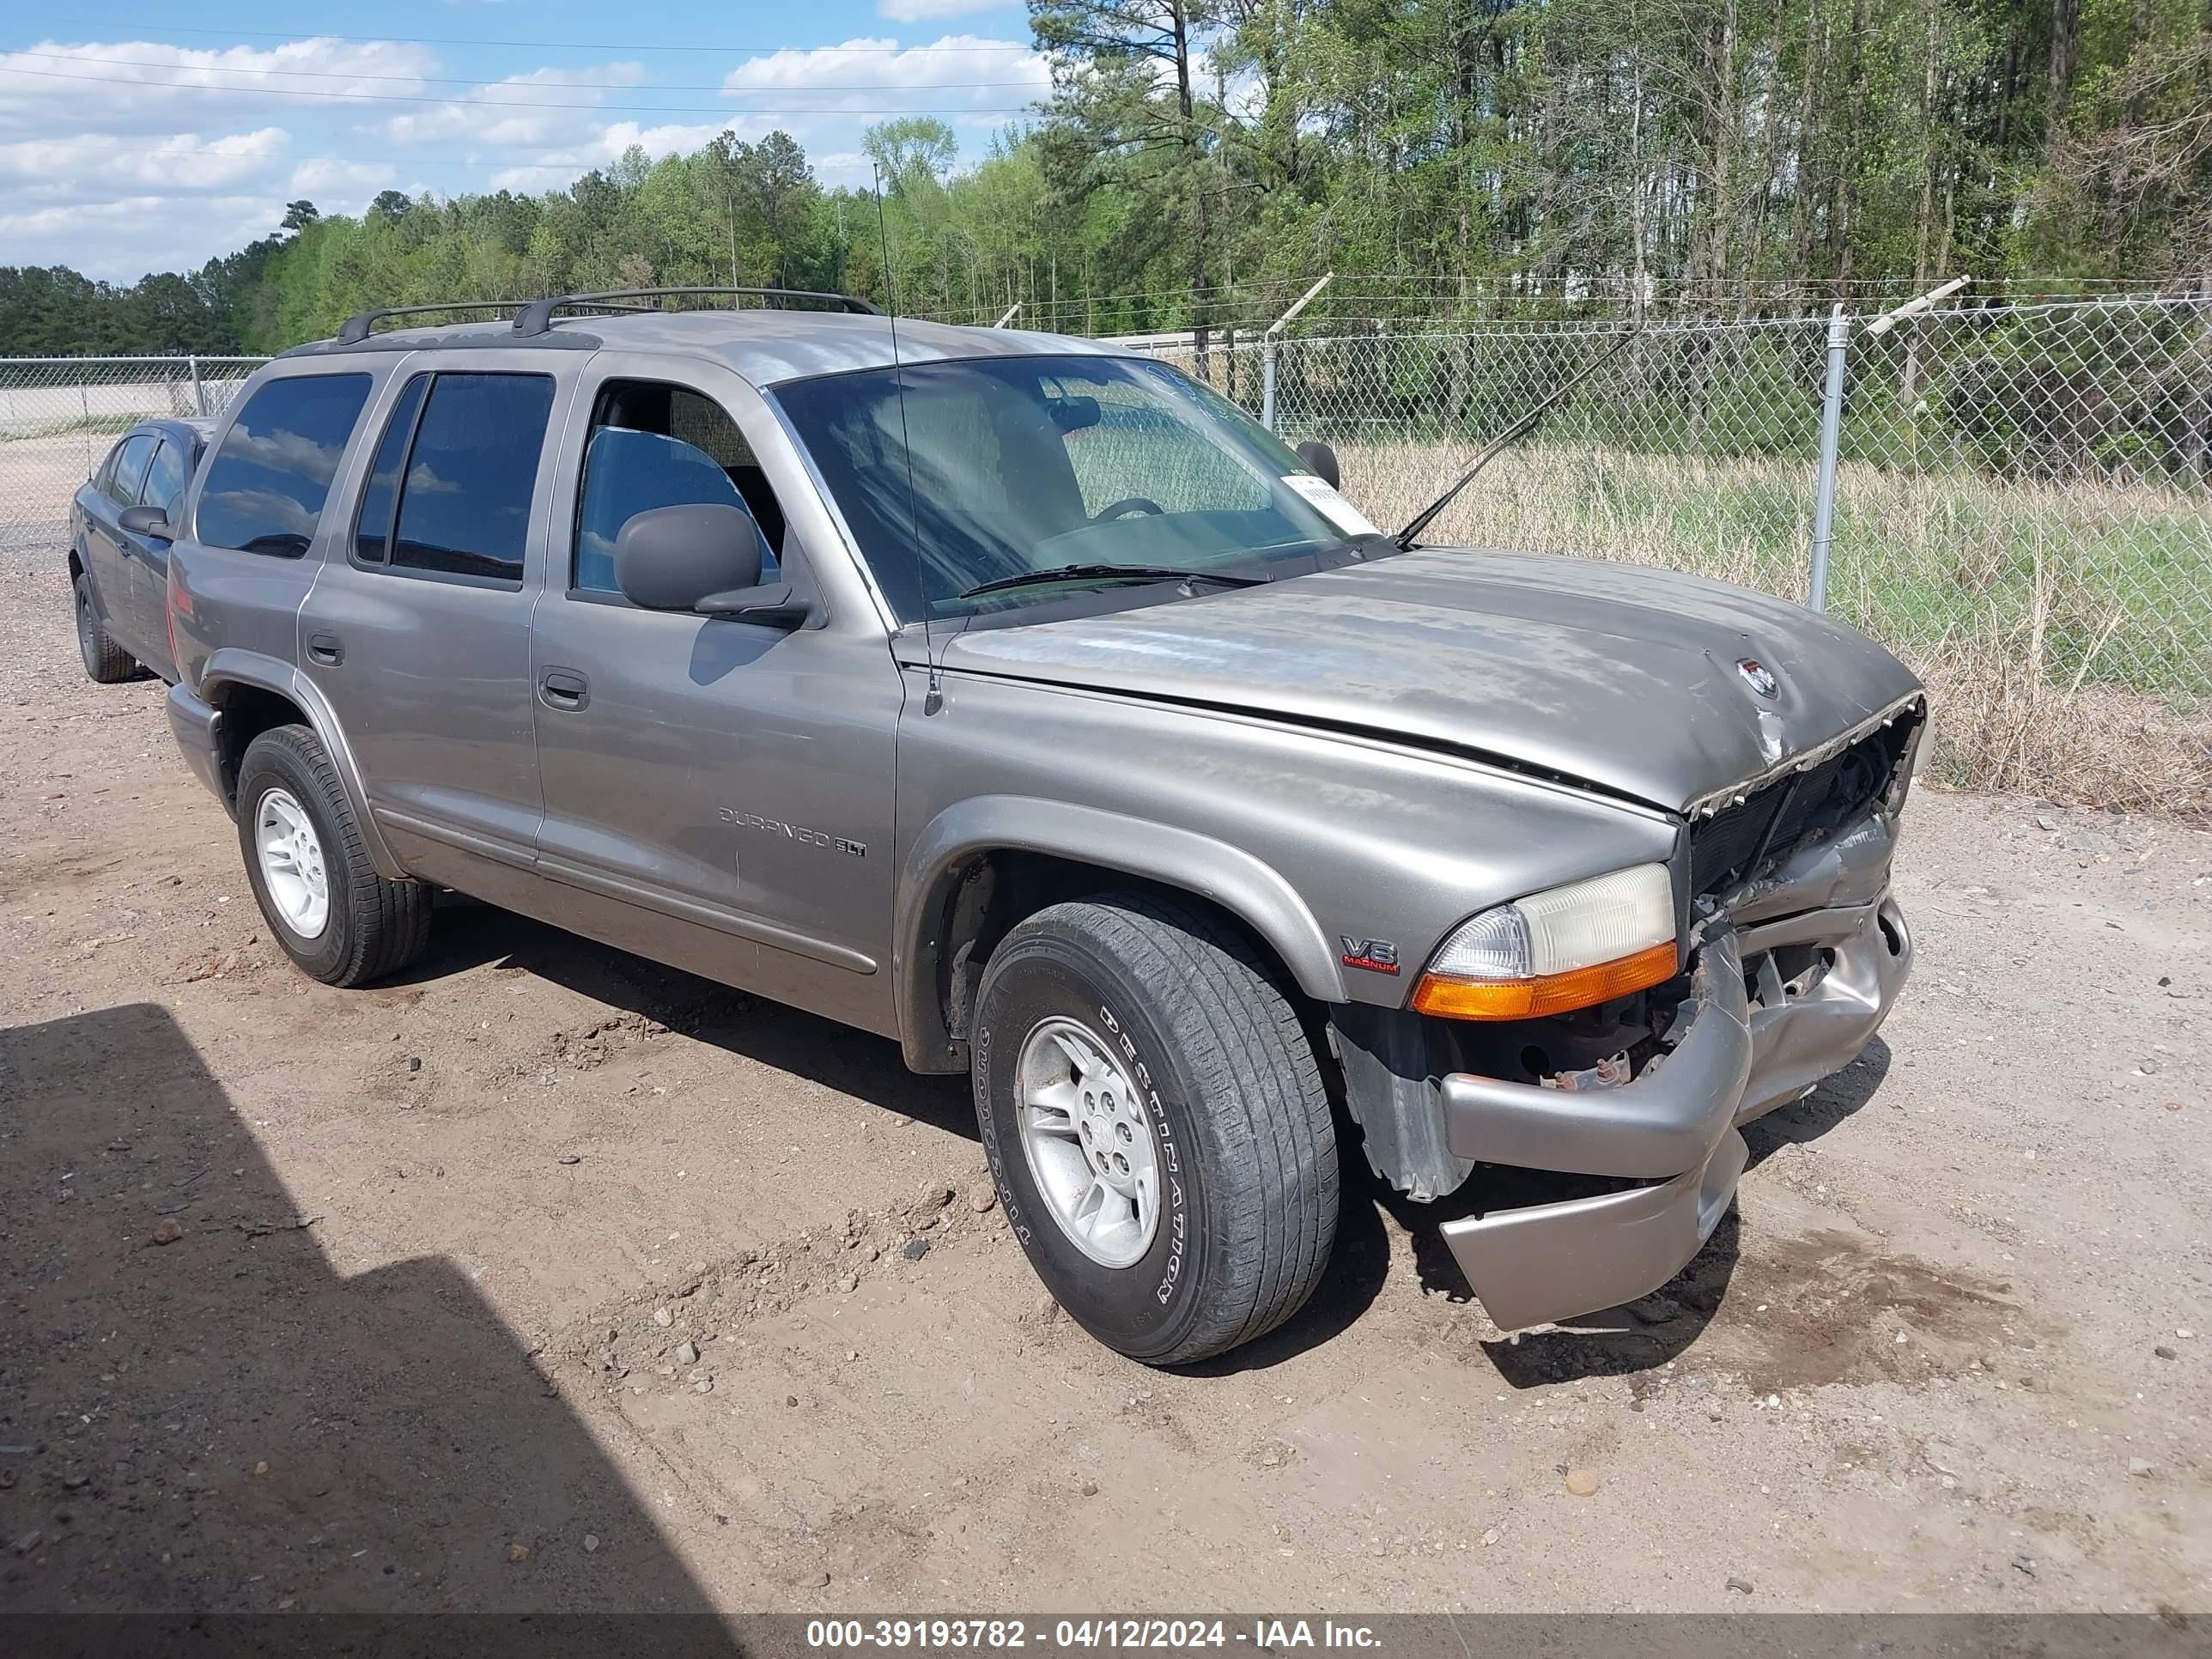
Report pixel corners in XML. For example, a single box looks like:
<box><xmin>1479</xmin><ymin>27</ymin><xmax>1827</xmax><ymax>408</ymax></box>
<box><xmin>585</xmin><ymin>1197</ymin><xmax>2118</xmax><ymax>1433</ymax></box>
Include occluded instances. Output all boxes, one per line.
<box><xmin>75</xmin><ymin>571</ymin><xmax>137</xmax><ymax>684</ymax></box>
<box><xmin>234</xmin><ymin>724</ymin><xmax>432</xmax><ymax>988</ymax></box>
<box><xmin>972</xmin><ymin>892</ymin><xmax>1337</xmax><ymax>1365</ymax></box>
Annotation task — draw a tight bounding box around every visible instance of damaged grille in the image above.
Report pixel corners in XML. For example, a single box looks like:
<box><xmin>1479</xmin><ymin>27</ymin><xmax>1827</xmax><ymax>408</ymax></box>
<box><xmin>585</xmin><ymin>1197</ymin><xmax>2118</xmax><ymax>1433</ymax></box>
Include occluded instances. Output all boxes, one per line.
<box><xmin>1688</xmin><ymin>711</ymin><xmax>1918</xmax><ymax>902</ymax></box>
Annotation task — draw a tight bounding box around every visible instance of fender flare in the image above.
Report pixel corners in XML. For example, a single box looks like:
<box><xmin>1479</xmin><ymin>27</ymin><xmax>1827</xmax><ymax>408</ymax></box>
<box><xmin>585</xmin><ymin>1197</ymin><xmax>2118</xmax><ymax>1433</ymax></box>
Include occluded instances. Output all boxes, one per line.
<box><xmin>895</xmin><ymin>794</ymin><xmax>1347</xmax><ymax>1073</ymax></box>
<box><xmin>197</xmin><ymin>647</ymin><xmax>408</xmax><ymax>882</ymax></box>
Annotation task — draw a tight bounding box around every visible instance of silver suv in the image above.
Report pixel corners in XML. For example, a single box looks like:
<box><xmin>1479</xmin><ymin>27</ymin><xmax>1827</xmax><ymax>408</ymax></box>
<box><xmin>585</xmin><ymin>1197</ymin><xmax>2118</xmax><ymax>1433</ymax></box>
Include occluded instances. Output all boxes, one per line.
<box><xmin>155</xmin><ymin>289</ymin><xmax>1923</xmax><ymax>1364</ymax></box>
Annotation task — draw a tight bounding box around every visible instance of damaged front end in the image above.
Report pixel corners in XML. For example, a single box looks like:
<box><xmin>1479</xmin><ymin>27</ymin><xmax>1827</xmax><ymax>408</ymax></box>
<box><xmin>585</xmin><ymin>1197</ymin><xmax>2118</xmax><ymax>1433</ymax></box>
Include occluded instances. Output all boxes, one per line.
<box><xmin>1331</xmin><ymin>697</ymin><xmax>1923</xmax><ymax>1332</ymax></box>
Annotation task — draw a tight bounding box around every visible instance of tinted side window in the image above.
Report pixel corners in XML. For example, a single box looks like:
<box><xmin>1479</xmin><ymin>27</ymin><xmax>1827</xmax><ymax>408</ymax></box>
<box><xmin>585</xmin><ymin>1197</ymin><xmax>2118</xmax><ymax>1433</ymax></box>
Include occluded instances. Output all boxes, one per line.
<box><xmin>572</xmin><ymin>380</ymin><xmax>781</xmax><ymax>594</ymax></box>
<box><xmin>106</xmin><ymin>434</ymin><xmax>157</xmax><ymax>507</ymax></box>
<box><xmin>352</xmin><ymin>374</ymin><xmax>429</xmax><ymax>565</ymax></box>
<box><xmin>142</xmin><ymin>439</ymin><xmax>191</xmax><ymax>518</ymax></box>
<box><xmin>198</xmin><ymin>374</ymin><xmax>372</xmax><ymax>557</ymax></box>
<box><xmin>389</xmin><ymin>374</ymin><xmax>554</xmax><ymax>586</ymax></box>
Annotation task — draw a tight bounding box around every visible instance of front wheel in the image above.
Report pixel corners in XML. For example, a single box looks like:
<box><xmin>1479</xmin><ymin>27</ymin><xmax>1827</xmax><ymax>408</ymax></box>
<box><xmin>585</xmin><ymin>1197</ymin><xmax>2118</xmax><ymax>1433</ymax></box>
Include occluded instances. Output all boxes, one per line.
<box><xmin>972</xmin><ymin>893</ymin><xmax>1338</xmax><ymax>1365</ymax></box>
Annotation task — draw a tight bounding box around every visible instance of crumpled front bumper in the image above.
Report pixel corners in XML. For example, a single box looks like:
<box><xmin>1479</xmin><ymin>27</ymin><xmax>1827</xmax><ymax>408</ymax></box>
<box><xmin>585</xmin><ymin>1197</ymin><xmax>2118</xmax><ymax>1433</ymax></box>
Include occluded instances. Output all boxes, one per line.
<box><xmin>1438</xmin><ymin>819</ymin><xmax>1913</xmax><ymax>1331</ymax></box>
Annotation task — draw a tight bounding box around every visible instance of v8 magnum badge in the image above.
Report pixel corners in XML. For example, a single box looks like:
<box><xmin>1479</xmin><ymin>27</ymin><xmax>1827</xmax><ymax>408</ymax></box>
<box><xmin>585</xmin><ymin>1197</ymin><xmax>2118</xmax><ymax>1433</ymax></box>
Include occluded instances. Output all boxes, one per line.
<box><xmin>1736</xmin><ymin>658</ymin><xmax>1781</xmax><ymax>699</ymax></box>
<box><xmin>1340</xmin><ymin>935</ymin><xmax>1400</xmax><ymax>975</ymax></box>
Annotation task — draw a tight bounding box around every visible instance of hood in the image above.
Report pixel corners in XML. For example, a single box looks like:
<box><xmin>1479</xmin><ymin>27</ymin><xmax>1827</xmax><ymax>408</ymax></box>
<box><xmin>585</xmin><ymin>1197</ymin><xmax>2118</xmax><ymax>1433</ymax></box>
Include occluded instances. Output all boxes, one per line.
<box><xmin>933</xmin><ymin>550</ymin><xmax>1923</xmax><ymax>812</ymax></box>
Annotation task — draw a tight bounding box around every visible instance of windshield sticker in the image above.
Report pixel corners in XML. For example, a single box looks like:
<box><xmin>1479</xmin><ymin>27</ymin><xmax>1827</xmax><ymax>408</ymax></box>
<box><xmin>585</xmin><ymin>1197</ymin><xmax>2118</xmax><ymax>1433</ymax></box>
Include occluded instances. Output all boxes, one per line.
<box><xmin>1283</xmin><ymin>472</ymin><xmax>1382</xmax><ymax>538</ymax></box>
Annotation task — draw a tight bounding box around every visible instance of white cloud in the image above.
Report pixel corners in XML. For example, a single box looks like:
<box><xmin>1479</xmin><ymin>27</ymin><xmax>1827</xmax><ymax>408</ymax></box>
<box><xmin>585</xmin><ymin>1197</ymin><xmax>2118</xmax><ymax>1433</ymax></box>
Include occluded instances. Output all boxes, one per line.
<box><xmin>0</xmin><ymin>37</ymin><xmax>437</xmax><ymax>137</ymax></box>
<box><xmin>878</xmin><ymin>0</ymin><xmax>1004</xmax><ymax>20</ymax></box>
<box><xmin>289</xmin><ymin>158</ymin><xmax>398</xmax><ymax>198</ymax></box>
<box><xmin>721</xmin><ymin>34</ymin><xmax>1050</xmax><ymax>117</ymax></box>
<box><xmin>0</xmin><ymin>191</ymin><xmax>289</xmax><ymax>280</ymax></box>
<box><xmin>380</xmin><ymin>61</ymin><xmax>652</xmax><ymax>150</ymax></box>
<box><xmin>0</xmin><ymin>128</ymin><xmax>289</xmax><ymax>202</ymax></box>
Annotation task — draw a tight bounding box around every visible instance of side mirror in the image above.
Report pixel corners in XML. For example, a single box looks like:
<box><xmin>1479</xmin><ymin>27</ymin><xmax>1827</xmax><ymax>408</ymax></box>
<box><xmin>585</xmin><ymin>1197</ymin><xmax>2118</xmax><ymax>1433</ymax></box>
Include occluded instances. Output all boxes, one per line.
<box><xmin>612</xmin><ymin>503</ymin><xmax>811</xmax><ymax>628</ymax></box>
<box><xmin>616</xmin><ymin>502</ymin><xmax>762</xmax><ymax>608</ymax></box>
<box><xmin>1294</xmin><ymin>441</ymin><xmax>1340</xmax><ymax>491</ymax></box>
<box><xmin>118</xmin><ymin>504</ymin><xmax>172</xmax><ymax>539</ymax></box>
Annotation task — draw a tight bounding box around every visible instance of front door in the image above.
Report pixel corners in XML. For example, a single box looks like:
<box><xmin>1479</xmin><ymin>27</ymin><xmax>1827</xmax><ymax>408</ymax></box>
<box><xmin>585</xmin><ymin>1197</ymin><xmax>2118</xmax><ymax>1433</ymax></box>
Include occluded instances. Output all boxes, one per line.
<box><xmin>299</xmin><ymin>356</ymin><xmax>563</xmax><ymax>884</ymax></box>
<box><xmin>527</xmin><ymin>356</ymin><xmax>903</xmax><ymax>1035</ymax></box>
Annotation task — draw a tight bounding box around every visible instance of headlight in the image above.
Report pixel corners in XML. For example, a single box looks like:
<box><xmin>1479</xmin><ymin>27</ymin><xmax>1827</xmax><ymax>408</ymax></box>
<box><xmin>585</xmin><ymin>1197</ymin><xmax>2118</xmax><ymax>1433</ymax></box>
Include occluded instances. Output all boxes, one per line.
<box><xmin>1410</xmin><ymin>863</ymin><xmax>1679</xmax><ymax>1020</ymax></box>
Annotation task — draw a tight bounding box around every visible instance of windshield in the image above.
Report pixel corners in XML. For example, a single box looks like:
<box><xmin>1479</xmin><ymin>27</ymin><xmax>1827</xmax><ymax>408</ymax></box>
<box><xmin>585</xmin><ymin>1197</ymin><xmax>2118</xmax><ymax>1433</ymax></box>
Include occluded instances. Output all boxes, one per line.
<box><xmin>771</xmin><ymin>354</ymin><xmax>1376</xmax><ymax>623</ymax></box>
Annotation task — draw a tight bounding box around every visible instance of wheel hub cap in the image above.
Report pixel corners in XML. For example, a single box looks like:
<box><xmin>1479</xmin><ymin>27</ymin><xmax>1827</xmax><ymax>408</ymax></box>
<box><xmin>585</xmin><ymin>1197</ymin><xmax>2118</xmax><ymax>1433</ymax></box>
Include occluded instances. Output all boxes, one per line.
<box><xmin>1015</xmin><ymin>1015</ymin><xmax>1162</xmax><ymax>1268</ymax></box>
<box><xmin>253</xmin><ymin>787</ymin><xmax>330</xmax><ymax>939</ymax></box>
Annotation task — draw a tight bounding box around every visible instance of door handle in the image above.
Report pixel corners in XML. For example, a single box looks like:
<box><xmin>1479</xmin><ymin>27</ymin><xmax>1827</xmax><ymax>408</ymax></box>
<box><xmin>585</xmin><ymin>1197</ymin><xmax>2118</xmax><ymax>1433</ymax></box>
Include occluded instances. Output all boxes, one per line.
<box><xmin>307</xmin><ymin>632</ymin><xmax>343</xmax><ymax>666</ymax></box>
<box><xmin>539</xmin><ymin>668</ymin><xmax>589</xmax><ymax>709</ymax></box>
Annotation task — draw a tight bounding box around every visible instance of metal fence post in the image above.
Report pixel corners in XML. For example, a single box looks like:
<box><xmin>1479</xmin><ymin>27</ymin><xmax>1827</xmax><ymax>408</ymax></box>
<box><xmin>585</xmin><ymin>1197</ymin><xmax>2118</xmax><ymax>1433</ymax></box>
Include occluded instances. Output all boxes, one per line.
<box><xmin>1261</xmin><ymin>272</ymin><xmax>1333</xmax><ymax>434</ymax></box>
<box><xmin>1808</xmin><ymin>303</ymin><xmax>1851</xmax><ymax>612</ymax></box>
<box><xmin>187</xmin><ymin>355</ymin><xmax>207</xmax><ymax>416</ymax></box>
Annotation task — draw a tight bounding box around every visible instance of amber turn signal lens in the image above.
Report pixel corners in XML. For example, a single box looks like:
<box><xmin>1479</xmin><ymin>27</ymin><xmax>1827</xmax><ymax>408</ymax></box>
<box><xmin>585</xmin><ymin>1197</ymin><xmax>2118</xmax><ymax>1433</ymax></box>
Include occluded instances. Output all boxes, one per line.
<box><xmin>1410</xmin><ymin>938</ymin><xmax>1680</xmax><ymax>1021</ymax></box>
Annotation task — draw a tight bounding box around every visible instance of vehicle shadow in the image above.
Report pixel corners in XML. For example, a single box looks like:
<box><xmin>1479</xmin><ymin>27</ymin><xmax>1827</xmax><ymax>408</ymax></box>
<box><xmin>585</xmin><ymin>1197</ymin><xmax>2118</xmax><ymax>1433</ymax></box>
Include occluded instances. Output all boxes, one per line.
<box><xmin>393</xmin><ymin>898</ymin><xmax>978</xmax><ymax>1143</ymax></box>
<box><xmin>0</xmin><ymin>1002</ymin><xmax>742</xmax><ymax>1629</ymax></box>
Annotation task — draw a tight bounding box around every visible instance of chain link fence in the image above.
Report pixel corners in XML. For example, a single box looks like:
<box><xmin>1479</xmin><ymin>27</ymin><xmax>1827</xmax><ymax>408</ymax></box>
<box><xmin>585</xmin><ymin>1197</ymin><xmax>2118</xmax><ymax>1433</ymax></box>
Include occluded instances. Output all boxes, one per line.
<box><xmin>4</xmin><ymin>307</ymin><xmax>2206</xmax><ymax>811</ymax></box>
<box><xmin>1133</xmin><ymin>297</ymin><xmax>2210</xmax><ymax>815</ymax></box>
<box><xmin>0</xmin><ymin>356</ymin><xmax>264</xmax><ymax>555</ymax></box>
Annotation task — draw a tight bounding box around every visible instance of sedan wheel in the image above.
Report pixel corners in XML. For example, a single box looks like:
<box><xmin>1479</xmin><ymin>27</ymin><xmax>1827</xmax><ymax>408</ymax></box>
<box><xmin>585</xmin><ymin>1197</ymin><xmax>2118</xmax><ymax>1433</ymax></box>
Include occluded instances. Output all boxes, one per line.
<box><xmin>74</xmin><ymin>573</ymin><xmax>136</xmax><ymax>683</ymax></box>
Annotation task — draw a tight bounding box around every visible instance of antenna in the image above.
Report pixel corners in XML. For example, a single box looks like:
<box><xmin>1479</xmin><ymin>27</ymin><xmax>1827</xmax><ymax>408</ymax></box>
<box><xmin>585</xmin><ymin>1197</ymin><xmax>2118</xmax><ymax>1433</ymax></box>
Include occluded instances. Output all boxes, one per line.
<box><xmin>1393</xmin><ymin>324</ymin><xmax>1643</xmax><ymax>550</ymax></box>
<box><xmin>872</xmin><ymin>166</ymin><xmax>941</xmax><ymax>715</ymax></box>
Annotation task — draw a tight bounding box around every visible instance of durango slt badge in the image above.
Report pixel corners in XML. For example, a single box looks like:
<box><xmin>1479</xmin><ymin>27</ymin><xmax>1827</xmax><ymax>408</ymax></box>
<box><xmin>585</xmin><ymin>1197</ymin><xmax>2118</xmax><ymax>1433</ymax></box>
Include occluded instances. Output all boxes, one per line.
<box><xmin>718</xmin><ymin>807</ymin><xmax>866</xmax><ymax>858</ymax></box>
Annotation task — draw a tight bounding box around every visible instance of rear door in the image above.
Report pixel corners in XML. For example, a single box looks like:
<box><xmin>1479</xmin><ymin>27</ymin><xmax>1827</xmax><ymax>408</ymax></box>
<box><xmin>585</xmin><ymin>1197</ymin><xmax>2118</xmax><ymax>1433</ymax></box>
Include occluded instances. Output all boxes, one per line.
<box><xmin>84</xmin><ymin>433</ymin><xmax>157</xmax><ymax>658</ymax></box>
<box><xmin>122</xmin><ymin>434</ymin><xmax>193</xmax><ymax>674</ymax></box>
<box><xmin>297</xmin><ymin>355</ymin><xmax>565</xmax><ymax>886</ymax></box>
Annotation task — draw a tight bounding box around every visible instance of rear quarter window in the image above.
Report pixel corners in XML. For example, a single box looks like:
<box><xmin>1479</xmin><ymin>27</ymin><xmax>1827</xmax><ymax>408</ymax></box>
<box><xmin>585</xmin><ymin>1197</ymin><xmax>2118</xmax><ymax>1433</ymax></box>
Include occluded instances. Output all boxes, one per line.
<box><xmin>196</xmin><ymin>374</ymin><xmax>373</xmax><ymax>557</ymax></box>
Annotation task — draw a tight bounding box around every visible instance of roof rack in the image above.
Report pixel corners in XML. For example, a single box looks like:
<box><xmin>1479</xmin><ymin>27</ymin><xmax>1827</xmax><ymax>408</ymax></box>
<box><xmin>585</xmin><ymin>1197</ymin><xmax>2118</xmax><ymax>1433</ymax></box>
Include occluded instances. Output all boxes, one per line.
<box><xmin>511</xmin><ymin>286</ymin><xmax>884</xmax><ymax>336</ymax></box>
<box><xmin>333</xmin><ymin>300</ymin><xmax>547</xmax><ymax>346</ymax></box>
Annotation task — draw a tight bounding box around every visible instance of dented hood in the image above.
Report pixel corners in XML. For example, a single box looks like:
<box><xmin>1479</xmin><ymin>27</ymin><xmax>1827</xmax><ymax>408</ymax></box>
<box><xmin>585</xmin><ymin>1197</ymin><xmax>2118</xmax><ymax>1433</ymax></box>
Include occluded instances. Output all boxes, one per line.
<box><xmin>935</xmin><ymin>550</ymin><xmax>1923</xmax><ymax>812</ymax></box>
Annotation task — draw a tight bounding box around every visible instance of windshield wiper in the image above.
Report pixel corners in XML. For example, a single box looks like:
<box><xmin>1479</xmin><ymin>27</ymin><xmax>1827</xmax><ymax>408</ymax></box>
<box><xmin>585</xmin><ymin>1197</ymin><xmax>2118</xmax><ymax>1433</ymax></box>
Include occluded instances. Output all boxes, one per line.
<box><xmin>957</xmin><ymin>562</ymin><xmax>1269</xmax><ymax>600</ymax></box>
<box><xmin>1394</xmin><ymin>324</ymin><xmax>1643</xmax><ymax>550</ymax></box>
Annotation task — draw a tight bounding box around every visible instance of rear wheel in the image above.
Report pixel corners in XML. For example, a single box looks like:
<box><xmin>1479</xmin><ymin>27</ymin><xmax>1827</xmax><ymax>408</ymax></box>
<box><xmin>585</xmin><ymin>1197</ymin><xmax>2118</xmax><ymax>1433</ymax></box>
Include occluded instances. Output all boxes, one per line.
<box><xmin>75</xmin><ymin>573</ymin><xmax>136</xmax><ymax>683</ymax></box>
<box><xmin>235</xmin><ymin>725</ymin><xmax>432</xmax><ymax>987</ymax></box>
<box><xmin>972</xmin><ymin>893</ymin><xmax>1338</xmax><ymax>1365</ymax></box>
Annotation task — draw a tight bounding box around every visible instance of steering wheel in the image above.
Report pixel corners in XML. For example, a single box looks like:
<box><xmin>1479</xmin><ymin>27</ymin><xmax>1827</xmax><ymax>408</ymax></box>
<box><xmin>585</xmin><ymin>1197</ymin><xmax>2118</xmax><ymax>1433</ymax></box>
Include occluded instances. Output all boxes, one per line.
<box><xmin>1092</xmin><ymin>496</ymin><xmax>1165</xmax><ymax>523</ymax></box>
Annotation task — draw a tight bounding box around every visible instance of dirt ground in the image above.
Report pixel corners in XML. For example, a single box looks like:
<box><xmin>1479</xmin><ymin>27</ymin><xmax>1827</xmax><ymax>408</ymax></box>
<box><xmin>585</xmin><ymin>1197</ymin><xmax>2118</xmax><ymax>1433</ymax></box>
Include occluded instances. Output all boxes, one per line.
<box><xmin>2</xmin><ymin>539</ymin><xmax>2208</xmax><ymax>1620</ymax></box>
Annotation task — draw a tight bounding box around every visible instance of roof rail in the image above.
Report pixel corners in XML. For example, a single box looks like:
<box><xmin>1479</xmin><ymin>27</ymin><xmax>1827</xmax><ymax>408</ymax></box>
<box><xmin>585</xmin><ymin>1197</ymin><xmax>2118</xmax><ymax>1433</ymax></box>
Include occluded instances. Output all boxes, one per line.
<box><xmin>334</xmin><ymin>300</ymin><xmax>546</xmax><ymax>346</ymax></box>
<box><xmin>511</xmin><ymin>285</ymin><xmax>884</xmax><ymax>336</ymax></box>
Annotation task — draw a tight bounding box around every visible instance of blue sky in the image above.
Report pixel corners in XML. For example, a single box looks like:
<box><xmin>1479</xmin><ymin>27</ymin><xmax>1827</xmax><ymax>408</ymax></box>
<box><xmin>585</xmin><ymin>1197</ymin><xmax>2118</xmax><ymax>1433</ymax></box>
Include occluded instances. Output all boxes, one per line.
<box><xmin>0</xmin><ymin>1</ymin><xmax>1052</xmax><ymax>282</ymax></box>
